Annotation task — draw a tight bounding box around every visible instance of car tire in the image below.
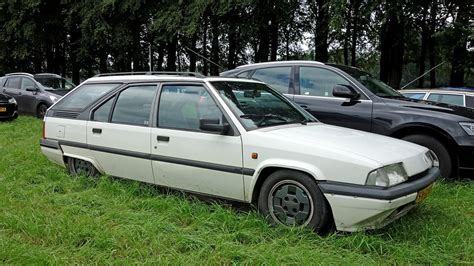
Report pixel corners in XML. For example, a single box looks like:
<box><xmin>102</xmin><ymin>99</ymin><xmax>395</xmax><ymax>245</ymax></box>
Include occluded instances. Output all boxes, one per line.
<box><xmin>36</xmin><ymin>103</ymin><xmax>48</xmax><ymax>119</ymax></box>
<box><xmin>257</xmin><ymin>170</ymin><xmax>331</xmax><ymax>233</ymax></box>
<box><xmin>67</xmin><ymin>157</ymin><xmax>99</xmax><ymax>177</ymax></box>
<box><xmin>402</xmin><ymin>134</ymin><xmax>452</xmax><ymax>178</ymax></box>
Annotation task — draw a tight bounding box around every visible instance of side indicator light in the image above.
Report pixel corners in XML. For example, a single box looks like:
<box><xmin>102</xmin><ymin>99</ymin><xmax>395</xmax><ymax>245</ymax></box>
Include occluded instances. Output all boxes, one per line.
<box><xmin>251</xmin><ymin>153</ymin><xmax>258</xmax><ymax>159</ymax></box>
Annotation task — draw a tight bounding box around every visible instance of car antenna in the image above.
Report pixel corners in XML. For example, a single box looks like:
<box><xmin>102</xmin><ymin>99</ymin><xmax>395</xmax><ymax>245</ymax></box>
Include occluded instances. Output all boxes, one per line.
<box><xmin>183</xmin><ymin>45</ymin><xmax>226</xmax><ymax>72</ymax></box>
<box><xmin>400</xmin><ymin>61</ymin><xmax>445</xmax><ymax>90</ymax></box>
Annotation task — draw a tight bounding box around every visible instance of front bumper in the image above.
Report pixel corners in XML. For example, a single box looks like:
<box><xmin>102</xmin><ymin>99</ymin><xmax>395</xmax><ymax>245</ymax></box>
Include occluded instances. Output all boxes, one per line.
<box><xmin>320</xmin><ymin>167</ymin><xmax>439</xmax><ymax>231</ymax></box>
<box><xmin>458</xmin><ymin>145</ymin><xmax>474</xmax><ymax>177</ymax></box>
<box><xmin>0</xmin><ymin>103</ymin><xmax>18</xmax><ymax>120</ymax></box>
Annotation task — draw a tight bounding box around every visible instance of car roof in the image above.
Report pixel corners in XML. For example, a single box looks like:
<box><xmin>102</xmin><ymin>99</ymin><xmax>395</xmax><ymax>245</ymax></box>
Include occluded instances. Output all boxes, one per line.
<box><xmin>400</xmin><ymin>89</ymin><xmax>474</xmax><ymax>96</ymax></box>
<box><xmin>235</xmin><ymin>60</ymin><xmax>325</xmax><ymax>69</ymax></box>
<box><xmin>85</xmin><ymin>75</ymin><xmax>265</xmax><ymax>84</ymax></box>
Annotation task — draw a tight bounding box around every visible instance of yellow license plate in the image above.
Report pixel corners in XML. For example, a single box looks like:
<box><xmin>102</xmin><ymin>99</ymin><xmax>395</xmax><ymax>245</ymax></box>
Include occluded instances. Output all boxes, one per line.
<box><xmin>0</xmin><ymin>107</ymin><xmax>6</xmax><ymax>112</ymax></box>
<box><xmin>416</xmin><ymin>184</ymin><xmax>433</xmax><ymax>203</ymax></box>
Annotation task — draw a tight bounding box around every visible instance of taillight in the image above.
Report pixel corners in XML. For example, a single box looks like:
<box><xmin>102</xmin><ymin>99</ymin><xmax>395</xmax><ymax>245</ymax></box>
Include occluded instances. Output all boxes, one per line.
<box><xmin>42</xmin><ymin>121</ymin><xmax>45</xmax><ymax>139</ymax></box>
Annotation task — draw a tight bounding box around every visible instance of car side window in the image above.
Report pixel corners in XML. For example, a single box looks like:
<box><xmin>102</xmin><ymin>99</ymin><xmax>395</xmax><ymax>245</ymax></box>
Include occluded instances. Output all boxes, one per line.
<box><xmin>92</xmin><ymin>96</ymin><xmax>115</xmax><ymax>122</ymax></box>
<box><xmin>158</xmin><ymin>85</ymin><xmax>224</xmax><ymax>132</ymax></box>
<box><xmin>427</xmin><ymin>93</ymin><xmax>464</xmax><ymax>106</ymax></box>
<box><xmin>251</xmin><ymin>67</ymin><xmax>291</xmax><ymax>94</ymax></box>
<box><xmin>466</xmin><ymin>96</ymin><xmax>474</xmax><ymax>108</ymax></box>
<box><xmin>21</xmin><ymin>78</ymin><xmax>36</xmax><ymax>90</ymax></box>
<box><xmin>5</xmin><ymin>77</ymin><xmax>21</xmax><ymax>89</ymax></box>
<box><xmin>111</xmin><ymin>85</ymin><xmax>157</xmax><ymax>126</ymax></box>
<box><xmin>299</xmin><ymin>67</ymin><xmax>350</xmax><ymax>97</ymax></box>
<box><xmin>55</xmin><ymin>83</ymin><xmax>119</xmax><ymax>110</ymax></box>
<box><xmin>402</xmin><ymin>93</ymin><xmax>426</xmax><ymax>100</ymax></box>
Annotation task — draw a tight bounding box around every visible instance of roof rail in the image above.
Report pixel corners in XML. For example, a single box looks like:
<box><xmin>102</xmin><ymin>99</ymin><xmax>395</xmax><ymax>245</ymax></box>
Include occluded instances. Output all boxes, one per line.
<box><xmin>34</xmin><ymin>73</ymin><xmax>61</xmax><ymax>77</ymax></box>
<box><xmin>5</xmin><ymin>72</ymin><xmax>34</xmax><ymax>77</ymax></box>
<box><xmin>94</xmin><ymin>71</ymin><xmax>205</xmax><ymax>78</ymax></box>
<box><xmin>236</xmin><ymin>60</ymin><xmax>324</xmax><ymax>69</ymax></box>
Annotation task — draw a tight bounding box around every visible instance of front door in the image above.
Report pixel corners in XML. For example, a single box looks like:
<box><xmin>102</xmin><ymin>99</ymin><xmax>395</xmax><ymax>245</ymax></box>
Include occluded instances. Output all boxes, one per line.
<box><xmin>293</xmin><ymin>66</ymin><xmax>373</xmax><ymax>131</ymax></box>
<box><xmin>86</xmin><ymin>84</ymin><xmax>158</xmax><ymax>184</ymax></box>
<box><xmin>20</xmin><ymin>77</ymin><xmax>39</xmax><ymax>114</ymax></box>
<box><xmin>150</xmin><ymin>83</ymin><xmax>245</xmax><ymax>200</ymax></box>
<box><xmin>3</xmin><ymin>77</ymin><xmax>24</xmax><ymax>111</ymax></box>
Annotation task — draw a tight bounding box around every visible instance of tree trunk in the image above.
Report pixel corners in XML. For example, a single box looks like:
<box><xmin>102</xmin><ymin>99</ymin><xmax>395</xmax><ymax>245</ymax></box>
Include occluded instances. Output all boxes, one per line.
<box><xmin>255</xmin><ymin>0</ymin><xmax>270</xmax><ymax>62</ymax></box>
<box><xmin>449</xmin><ymin>0</ymin><xmax>469</xmax><ymax>87</ymax></box>
<box><xmin>270</xmin><ymin>18</ymin><xmax>279</xmax><ymax>61</ymax></box>
<box><xmin>202</xmin><ymin>17</ymin><xmax>209</xmax><ymax>76</ymax></box>
<box><xmin>350</xmin><ymin>0</ymin><xmax>361</xmax><ymax>67</ymax></box>
<box><xmin>314</xmin><ymin>0</ymin><xmax>329</xmax><ymax>62</ymax></box>
<box><xmin>189</xmin><ymin>34</ymin><xmax>197</xmax><ymax>72</ymax></box>
<box><xmin>227</xmin><ymin>25</ymin><xmax>237</xmax><ymax>70</ymax></box>
<box><xmin>69</xmin><ymin>26</ymin><xmax>81</xmax><ymax>84</ymax></box>
<box><xmin>156</xmin><ymin>42</ymin><xmax>164</xmax><ymax>71</ymax></box>
<box><xmin>210</xmin><ymin>14</ymin><xmax>220</xmax><ymax>76</ymax></box>
<box><xmin>418</xmin><ymin>6</ymin><xmax>429</xmax><ymax>88</ymax></box>
<box><xmin>166</xmin><ymin>35</ymin><xmax>177</xmax><ymax>71</ymax></box>
<box><xmin>379</xmin><ymin>13</ymin><xmax>405</xmax><ymax>89</ymax></box>
<box><xmin>428</xmin><ymin>1</ymin><xmax>437</xmax><ymax>88</ymax></box>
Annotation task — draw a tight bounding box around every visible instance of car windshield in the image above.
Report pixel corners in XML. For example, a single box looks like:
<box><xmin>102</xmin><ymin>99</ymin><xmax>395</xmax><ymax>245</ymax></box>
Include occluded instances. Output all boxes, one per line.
<box><xmin>211</xmin><ymin>81</ymin><xmax>317</xmax><ymax>130</ymax></box>
<box><xmin>35</xmin><ymin>77</ymin><xmax>76</xmax><ymax>91</ymax></box>
<box><xmin>330</xmin><ymin>64</ymin><xmax>404</xmax><ymax>98</ymax></box>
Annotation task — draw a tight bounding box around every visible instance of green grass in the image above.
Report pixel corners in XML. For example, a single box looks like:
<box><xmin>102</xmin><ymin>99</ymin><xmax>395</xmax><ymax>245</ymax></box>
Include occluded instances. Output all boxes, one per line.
<box><xmin>0</xmin><ymin>116</ymin><xmax>473</xmax><ymax>264</ymax></box>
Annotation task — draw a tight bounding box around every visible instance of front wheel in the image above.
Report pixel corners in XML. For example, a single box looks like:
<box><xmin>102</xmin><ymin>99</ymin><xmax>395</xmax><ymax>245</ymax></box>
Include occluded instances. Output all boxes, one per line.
<box><xmin>257</xmin><ymin>170</ymin><xmax>332</xmax><ymax>233</ymax></box>
<box><xmin>36</xmin><ymin>104</ymin><xmax>48</xmax><ymax>119</ymax></box>
<box><xmin>67</xmin><ymin>157</ymin><xmax>99</xmax><ymax>177</ymax></box>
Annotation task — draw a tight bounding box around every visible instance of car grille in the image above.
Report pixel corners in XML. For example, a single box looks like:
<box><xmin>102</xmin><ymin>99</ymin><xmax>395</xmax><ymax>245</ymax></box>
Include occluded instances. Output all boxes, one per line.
<box><xmin>407</xmin><ymin>169</ymin><xmax>429</xmax><ymax>182</ymax></box>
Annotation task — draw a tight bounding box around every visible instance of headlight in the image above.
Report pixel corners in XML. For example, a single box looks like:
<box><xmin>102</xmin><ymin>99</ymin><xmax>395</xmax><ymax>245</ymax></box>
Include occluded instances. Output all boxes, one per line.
<box><xmin>459</xmin><ymin>122</ymin><xmax>474</xmax><ymax>136</ymax></box>
<box><xmin>8</xmin><ymin>97</ymin><xmax>16</xmax><ymax>104</ymax></box>
<box><xmin>366</xmin><ymin>163</ymin><xmax>408</xmax><ymax>187</ymax></box>
<box><xmin>49</xmin><ymin>95</ymin><xmax>58</xmax><ymax>102</ymax></box>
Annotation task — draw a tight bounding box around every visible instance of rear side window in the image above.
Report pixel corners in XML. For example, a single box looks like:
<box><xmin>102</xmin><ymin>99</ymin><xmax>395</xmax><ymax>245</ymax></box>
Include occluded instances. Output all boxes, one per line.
<box><xmin>402</xmin><ymin>92</ymin><xmax>426</xmax><ymax>100</ymax></box>
<box><xmin>466</xmin><ymin>96</ymin><xmax>474</xmax><ymax>108</ymax></box>
<box><xmin>111</xmin><ymin>85</ymin><xmax>157</xmax><ymax>126</ymax></box>
<box><xmin>5</xmin><ymin>77</ymin><xmax>21</xmax><ymax>89</ymax></box>
<box><xmin>427</xmin><ymin>93</ymin><xmax>464</xmax><ymax>106</ymax></box>
<box><xmin>251</xmin><ymin>67</ymin><xmax>291</xmax><ymax>94</ymax></box>
<box><xmin>55</xmin><ymin>83</ymin><xmax>119</xmax><ymax>110</ymax></box>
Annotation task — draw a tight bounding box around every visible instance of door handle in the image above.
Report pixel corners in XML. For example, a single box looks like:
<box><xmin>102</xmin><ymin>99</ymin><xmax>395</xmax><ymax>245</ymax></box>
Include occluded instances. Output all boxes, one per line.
<box><xmin>18</xmin><ymin>92</ymin><xmax>22</xmax><ymax>95</ymax></box>
<box><xmin>92</xmin><ymin>128</ymin><xmax>102</xmax><ymax>134</ymax></box>
<box><xmin>157</xmin><ymin>135</ymin><xmax>170</xmax><ymax>142</ymax></box>
<box><xmin>299</xmin><ymin>105</ymin><xmax>310</xmax><ymax>110</ymax></box>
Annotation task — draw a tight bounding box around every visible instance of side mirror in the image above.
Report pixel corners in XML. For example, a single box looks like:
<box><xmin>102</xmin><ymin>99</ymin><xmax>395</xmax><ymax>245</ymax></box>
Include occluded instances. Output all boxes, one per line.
<box><xmin>199</xmin><ymin>119</ymin><xmax>230</xmax><ymax>134</ymax></box>
<box><xmin>332</xmin><ymin>84</ymin><xmax>360</xmax><ymax>100</ymax></box>
<box><xmin>25</xmin><ymin>87</ymin><xmax>38</xmax><ymax>92</ymax></box>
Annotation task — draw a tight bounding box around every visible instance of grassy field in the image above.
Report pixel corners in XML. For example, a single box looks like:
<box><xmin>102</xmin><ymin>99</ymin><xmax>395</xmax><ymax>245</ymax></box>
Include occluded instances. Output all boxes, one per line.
<box><xmin>0</xmin><ymin>116</ymin><xmax>472</xmax><ymax>264</ymax></box>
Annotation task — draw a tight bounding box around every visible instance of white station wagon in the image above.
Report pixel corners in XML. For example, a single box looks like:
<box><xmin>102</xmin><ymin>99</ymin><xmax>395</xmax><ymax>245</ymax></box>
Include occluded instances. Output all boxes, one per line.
<box><xmin>40</xmin><ymin>73</ymin><xmax>439</xmax><ymax>232</ymax></box>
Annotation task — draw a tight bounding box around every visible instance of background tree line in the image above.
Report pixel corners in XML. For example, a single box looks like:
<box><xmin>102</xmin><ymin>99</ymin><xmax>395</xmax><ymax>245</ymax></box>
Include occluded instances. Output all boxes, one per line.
<box><xmin>0</xmin><ymin>0</ymin><xmax>472</xmax><ymax>89</ymax></box>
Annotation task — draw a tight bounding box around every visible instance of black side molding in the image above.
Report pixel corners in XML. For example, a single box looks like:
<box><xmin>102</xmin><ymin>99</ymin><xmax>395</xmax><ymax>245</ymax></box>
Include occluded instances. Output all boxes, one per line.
<box><xmin>318</xmin><ymin>167</ymin><xmax>440</xmax><ymax>200</ymax></box>
<box><xmin>39</xmin><ymin>139</ymin><xmax>61</xmax><ymax>150</ymax></box>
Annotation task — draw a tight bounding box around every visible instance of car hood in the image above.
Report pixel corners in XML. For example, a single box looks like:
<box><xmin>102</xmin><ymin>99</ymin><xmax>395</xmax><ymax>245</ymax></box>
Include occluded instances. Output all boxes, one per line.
<box><xmin>381</xmin><ymin>97</ymin><xmax>474</xmax><ymax>120</ymax></box>
<box><xmin>0</xmin><ymin>93</ymin><xmax>12</xmax><ymax>103</ymax></box>
<box><xmin>252</xmin><ymin>123</ymin><xmax>431</xmax><ymax>177</ymax></box>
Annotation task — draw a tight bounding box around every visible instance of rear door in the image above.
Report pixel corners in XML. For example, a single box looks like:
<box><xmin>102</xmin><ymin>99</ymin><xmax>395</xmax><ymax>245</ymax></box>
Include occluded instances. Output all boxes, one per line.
<box><xmin>150</xmin><ymin>83</ymin><xmax>245</xmax><ymax>200</ymax></box>
<box><xmin>249</xmin><ymin>66</ymin><xmax>295</xmax><ymax>100</ymax></box>
<box><xmin>293</xmin><ymin>66</ymin><xmax>373</xmax><ymax>131</ymax></box>
<box><xmin>87</xmin><ymin>84</ymin><xmax>158</xmax><ymax>184</ymax></box>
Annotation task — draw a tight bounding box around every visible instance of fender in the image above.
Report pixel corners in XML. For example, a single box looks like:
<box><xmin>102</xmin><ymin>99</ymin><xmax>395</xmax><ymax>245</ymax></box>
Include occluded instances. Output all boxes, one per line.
<box><xmin>246</xmin><ymin>158</ymin><xmax>325</xmax><ymax>202</ymax></box>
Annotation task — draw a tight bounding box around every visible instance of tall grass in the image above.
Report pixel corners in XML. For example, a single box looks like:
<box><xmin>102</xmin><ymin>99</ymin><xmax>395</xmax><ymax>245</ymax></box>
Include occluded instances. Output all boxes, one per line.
<box><xmin>0</xmin><ymin>117</ymin><xmax>472</xmax><ymax>264</ymax></box>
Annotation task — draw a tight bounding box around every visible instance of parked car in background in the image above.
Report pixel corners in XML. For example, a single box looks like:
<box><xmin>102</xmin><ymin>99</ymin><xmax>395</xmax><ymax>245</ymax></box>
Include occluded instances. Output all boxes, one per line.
<box><xmin>0</xmin><ymin>90</ymin><xmax>18</xmax><ymax>121</ymax></box>
<box><xmin>399</xmin><ymin>88</ymin><xmax>474</xmax><ymax>108</ymax></box>
<box><xmin>0</xmin><ymin>72</ymin><xmax>76</xmax><ymax>118</ymax></box>
<box><xmin>40</xmin><ymin>73</ymin><xmax>438</xmax><ymax>232</ymax></box>
<box><xmin>221</xmin><ymin>61</ymin><xmax>474</xmax><ymax>179</ymax></box>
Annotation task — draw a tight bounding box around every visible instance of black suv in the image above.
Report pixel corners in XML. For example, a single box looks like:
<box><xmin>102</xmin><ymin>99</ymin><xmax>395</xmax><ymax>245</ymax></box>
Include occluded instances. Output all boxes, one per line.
<box><xmin>0</xmin><ymin>73</ymin><xmax>76</xmax><ymax>118</ymax></box>
<box><xmin>221</xmin><ymin>61</ymin><xmax>474</xmax><ymax>179</ymax></box>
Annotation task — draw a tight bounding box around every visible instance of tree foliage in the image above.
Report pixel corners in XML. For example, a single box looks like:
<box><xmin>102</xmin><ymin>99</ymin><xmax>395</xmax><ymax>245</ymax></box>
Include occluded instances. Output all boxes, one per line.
<box><xmin>0</xmin><ymin>0</ymin><xmax>471</xmax><ymax>88</ymax></box>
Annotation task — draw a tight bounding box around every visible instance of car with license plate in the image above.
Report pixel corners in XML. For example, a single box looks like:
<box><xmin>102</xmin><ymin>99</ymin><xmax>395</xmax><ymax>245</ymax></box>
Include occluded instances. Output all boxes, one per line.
<box><xmin>221</xmin><ymin>61</ymin><xmax>474</xmax><ymax>179</ymax></box>
<box><xmin>0</xmin><ymin>90</ymin><xmax>18</xmax><ymax>121</ymax></box>
<box><xmin>40</xmin><ymin>73</ymin><xmax>439</xmax><ymax>232</ymax></box>
<box><xmin>0</xmin><ymin>72</ymin><xmax>76</xmax><ymax>118</ymax></box>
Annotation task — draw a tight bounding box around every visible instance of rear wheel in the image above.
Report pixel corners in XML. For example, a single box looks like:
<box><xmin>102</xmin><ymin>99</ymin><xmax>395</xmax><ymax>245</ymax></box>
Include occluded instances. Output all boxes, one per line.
<box><xmin>402</xmin><ymin>134</ymin><xmax>452</xmax><ymax>178</ymax></box>
<box><xmin>257</xmin><ymin>170</ymin><xmax>332</xmax><ymax>233</ymax></box>
<box><xmin>67</xmin><ymin>157</ymin><xmax>99</xmax><ymax>177</ymax></box>
<box><xmin>36</xmin><ymin>104</ymin><xmax>48</xmax><ymax>119</ymax></box>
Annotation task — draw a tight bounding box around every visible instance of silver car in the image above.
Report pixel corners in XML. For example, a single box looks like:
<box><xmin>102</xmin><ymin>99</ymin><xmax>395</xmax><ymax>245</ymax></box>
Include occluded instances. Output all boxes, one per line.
<box><xmin>0</xmin><ymin>73</ymin><xmax>76</xmax><ymax>118</ymax></box>
<box><xmin>399</xmin><ymin>88</ymin><xmax>474</xmax><ymax>109</ymax></box>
